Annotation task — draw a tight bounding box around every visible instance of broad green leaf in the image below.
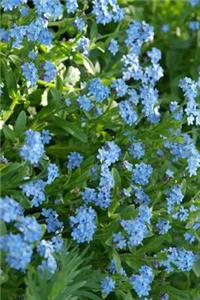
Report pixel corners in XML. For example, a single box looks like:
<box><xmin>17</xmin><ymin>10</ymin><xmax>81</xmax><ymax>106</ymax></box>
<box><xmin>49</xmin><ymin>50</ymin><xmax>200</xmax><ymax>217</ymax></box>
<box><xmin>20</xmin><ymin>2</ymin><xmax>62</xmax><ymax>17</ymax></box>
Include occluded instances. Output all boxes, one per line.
<box><xmin>15</xmin><ymin>111</ymin><xmax>27</xmax><ymax>136</ymax></box>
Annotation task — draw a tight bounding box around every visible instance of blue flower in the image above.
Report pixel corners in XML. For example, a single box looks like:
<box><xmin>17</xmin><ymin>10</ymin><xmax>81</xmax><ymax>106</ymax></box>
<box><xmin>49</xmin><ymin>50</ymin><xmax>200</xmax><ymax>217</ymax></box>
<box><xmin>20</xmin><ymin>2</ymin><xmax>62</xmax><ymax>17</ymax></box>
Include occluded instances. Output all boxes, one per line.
<box><xmin>112</xmin><ymin>79</ymin><xmax>128</xmax><ymax>97</ymax></box>
<box><xmin>70</xmin><ymin>205</ymin><xmax>97</xmax><ymax>243</ymax></box>
<box><xmin>123</xmin><ymin>160</ymin><xmax>133</xmax><ymax>171</ymax></box>
<box><xmin>92</xmin><ymin>0</ymin><xmax>124</xmax><ymax>25</ymax></box>
<box><xmin>99</xmin><ymin>164</ymin><xmax>114</xmax><ymax>190</ymax></box>
<box><xmin>38</xmin><ymin>255</ymin><xmax>57</xmax><ymax>275</ymax></box>
<box><xmin>97</xmin><ymin>141</ymin><xmax>121</xmax><ymax>166</ymax></box>
<box><xmin>37</xmin><ymin>239</ymin><xmax>55</xmax><ymax>258</ymax></box>
<box><xmin>165</xmin><ymin>134</ymin><xmax>200</xmax><ymax>176</ymax></box>
<box><xmin>112</xmin><ymin>232</ymin><xmax>127</xmax><ymax>249</ymax></box>
<box><xmin>169</xmin><ymin>101</ymin><xmax>183</xmax><ymax>121</ymax></box>
<box><xmin>132</xmin><ymin>186</ymin><xmax>150</xmax><ymax>205</ymax></box>
<box><xmin>9</xmin><ymin>24</ymin><xmax>26</xmax><ymax>48</ymax></box>
<box><xmin>67</xmin><ymin>152</ymin><xmax>83</xmax><ymax>170</ymax></box>
<box><xmin>95</xmin><ymin>190</ymin><xmax>111</xmax><ymax>209</ymax></box>
<box><xmin>22</xmin><ymin>179</ymin><xmax>46</xmax><ymax>207</ymax></box>
<box><xmin>82</xmin><ymin>187</ymin><xmax>97</xmax><ymax>204</ymax></box>
<box><xmin>77</xmin><ymin>95</ymin><xmax>93</xmax><ymax>111</ymax></box>
<box><xmin>143</xmin><ymin>63</ymin><xmax>163</xmax><ymax>85</ymax></box>
<box><xmin>101</xmin><ymin>276</ymin><xmax>116</xmax><ymax>295</ymax></box>
<box><xmin>161</xmin><ymin>24</ymin><xmax>170</xmax><ymax>32</ymax></box>
<box><xmin>108</xmin><ymin>259</ymin><xmax>126</xmax><ymax>276</ymax></box>
<box><xmin>125</xmin><ymin>21</ymin><xmax>154</xmax><ymax>47</ymax></box>
<box><xmin>172</xmin><ymin>206</ymin><xmax>189</xmax><ymax>221</ymax></box>
<box><xmin>137</xmin><ymin>205</ymin><xmax>152</xmax><ymax>224</ymax></box>
<box><xmin>0</xmin><ymin>234</ymin><xmax>33</xmax><ymax>271</ymax></box>
<box><xmin>28</xmin><ymin>50</ymin><xmax>37</xmax><ymax>60</ymax></box>
<box><xmin>179</xmin><ymin>77</ymin><xmax>199</xmax><ymax>125</ymax></box>
<box><xmin>119</xmin><ymin>100</ymin><xmax>138</xmax><ymax>125</ymax></box>
<box><xmin>15</xmin><ymin>216</ymin><xmax>42</xmax><ymax>243</ymax></box>
<box><xmin>129</xmin><ymin>142</ymin><xmax>145</xmax><ymax>159</ymax></box>
<box><xmin>19</xmin><ymin>6</ymin><xmax>29</xmax><ymax>16</ymax></box>
<box><xmin>88</xmin><ymin>78</ymin><xmax>110</xmax><ymax>103</ymax></box>
<box><xmin>41</xmin><ymin>208</ymin><xmax>63</xmax><ymax>233</ymax></box>
<box><xmin>147</xmin><ymin>47</ymin><xmax>161</xmax><ymax>64</ymax></box>
<box><xmin>66</xmin><ymin>0</ymin><xmax>78</xmax><ymax>14</ymax></box>
<box><xmin>184</xmin><ymin>232</ymin><xmax>195</xmax><ymax>244</ymax></box>
<box><xmin>128</xmin><ymin>88</ymin><xmax>139</xmax><ymax>105</ymax></box>
<box><xmin>47</xmin><ymin>163</ymin><xmax>59</xmax><ymax>184</ymax></box>
<box><xmin>76</xmin><ymin>37</ymin><xmax>90</xmax><ymax>56</ymax></box>
<box><xmin>1</xmin><ymin>0</ymin><xmax>27</xmax><ymax>11</ymax></box>
<box><xmin>156</xmin><ymin>219</ymin><xmax>171</xmax><ymax>235</ymax></box>
<box><xmin>121</xmin><ymin>218</ymin><xmax>148</xmax><ymax>246</ymax></box>
<box><xmin>108</xmin><ymin>39</ymin><xmax>119</xmax><ymax>55</ymax></box>
<box><xmin>26</xmin><ymin>18</ymin><xmax>52</xmax><ymax>46</ymax></box>
<box><xmin>189</xmin><ymin>0</ymin><xmax>199</xmax><ymax>6</ymax></box>
<box><xmin>43</xmin><ymin>61</ymin><xmax>56</xmax><ymax>82</ymax></box>
<box><xmin>132</xmin><ymin>162</ymin><xmax>153</xmax><ymax>186</ymax></box>
<box><xmin>122</xmin><ymin>51</ymin><xmax>141</xmax><ymax>81</ymax></box>
<box><xmin>166</xmin><ymin>185</ymin><xmax>184</xmax><ymax>214</ymax></box>
<box><xmin>41</xmin><ymin>129</ymin><xmax>52</xmax><ymax>144</ymax></box>
<box><xmin>37</xmin><ymin>236</ymin><xmax>63</xmax><ymax>275</ymax></box>
<box><xmin>33</xmin><ymin>0</ymin><xmax>63</xmax><ymax>20</ymax></box>
<box><xmin>140</xmin><ymin>85</ymin><xmax>159</xmax><ymax>117</ymax></box>
<box><xmin>0</xmin><ymin>196</ymin><xmax>23</xmax><ymax>223</ymax></box>
<box><xmin>51</xmin><ymin>235</ymin><xmax>64</xmax><ymax>252</ymax></box>
<box><xmin>0</xmin><ymin>28</ymin><xmax>10</xmax><ymax>42</ymax></box>
<box><xmin>160</xmin><ymin>247</ymin><xmax>196</xmax><ymax>273</ymax></box>
<box><xmin>188</xmin><ymin>21</ymin><xmax>200</xmax><ymax>31</ymax></box>
<box><xmin>22</xmin><ymin>62</ymin><xmax>38</xmax><ymax>86</ymax></box>
<box><xmin>75</xmin><ymin>17</ymin><xmax>85</xmax><ymax>32</ymax></box>
<box><xmin>130</xmin><ymin>265</ymin><xmax>154</xmax><ymax>298</ymax></box>
<box><xmin>20</xmin><ymin>129</ymin><xmax>45</xmax><ymax>164</ymax></box>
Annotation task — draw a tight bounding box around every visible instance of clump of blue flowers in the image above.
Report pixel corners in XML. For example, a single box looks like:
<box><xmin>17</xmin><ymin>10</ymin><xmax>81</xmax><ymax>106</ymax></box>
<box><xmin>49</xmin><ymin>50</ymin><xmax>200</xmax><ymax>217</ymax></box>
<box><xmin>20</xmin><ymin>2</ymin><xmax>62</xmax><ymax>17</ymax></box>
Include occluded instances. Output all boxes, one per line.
<box><xmin>20</xmin><ymin>129</ymin><xmax>45</xmax><ymax>165</ymax></box>
<box><xmin>1</xmin><ymin>1</ymin><xmax>200</xmax><ymax>298</ymax></box>
<box><xmin>70</xmin><ymin>206</ymin><xmax>97</xmax><ymax>243</ymax></box>
<box><xmin>160</xmin><ymin>248</ymin><xmax>196</xmax><ymax>272</ymax></box>
<box><xmin>101</xmin><ymin>276</ymin><xmax>116</xmax><ymax>295</ymax></box>
<box><xmin>67</xmin><ymin>152</ymin><xmax>83</xmax><ymax>170</ymax></box>
<box><xmin>130</xmin><ymin>265</ymin><xmax>154</xmax><ymax>298</ymax></box>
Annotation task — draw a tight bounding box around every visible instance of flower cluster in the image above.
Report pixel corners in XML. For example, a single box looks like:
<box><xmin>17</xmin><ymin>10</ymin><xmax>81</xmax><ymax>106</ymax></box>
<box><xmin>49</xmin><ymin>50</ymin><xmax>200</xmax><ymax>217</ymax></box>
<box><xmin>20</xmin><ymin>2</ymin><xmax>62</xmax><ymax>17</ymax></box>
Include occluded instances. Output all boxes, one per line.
<box><xmin>42</xmin><ymin>208</ymin><xmax>63</xmax><ymax>233</ymax></box>
<box><xmin>101</xmin><ymin>276</ymin><xmax>116</xmax><ymax>295</ymax></box>
<box><xmin>1</xmin><ymin>1</ymin><xmax>200</xmax><ymax>298</ymax></box>
<box><xmin>70</xmin><ymin>205</ymin><xmax>97</xmax><ymax>243</ymax></box>
<box><xmin>92</xmin><ymin>0</ymin><xmax>124</xmax><ymax>25</ymax></box>
<box><xmin>67</xmin><ymin>152</ymin><xmax>83</xmax><ymax>170</ymax></box>
<box><xmin>0</xmin><ymin>197</ymin><xmax>42</xmax><ymax>271</ymax></box>
<box><xmin>20</xmin><ymin>129</ymin><xmax>45</xmax><ymax>164</ymax></box>
<box><xmin>160</xmin><ymin>248</ymin><xmax>196</xmax><ymax>273</ymax></box>
<box><xmin>179</xmin><ymin>77</ymin><xmax>200</xmax><ymax>125</ymax></box>
<box><xmin>37</xmin><ymin>236</ymin><xmax>63</xmax><ymax>275</ymax></box>
<box><xmin>130</xmin><ymin>265</ymin><xmax>154</xmax><ymax>298</ymax></box>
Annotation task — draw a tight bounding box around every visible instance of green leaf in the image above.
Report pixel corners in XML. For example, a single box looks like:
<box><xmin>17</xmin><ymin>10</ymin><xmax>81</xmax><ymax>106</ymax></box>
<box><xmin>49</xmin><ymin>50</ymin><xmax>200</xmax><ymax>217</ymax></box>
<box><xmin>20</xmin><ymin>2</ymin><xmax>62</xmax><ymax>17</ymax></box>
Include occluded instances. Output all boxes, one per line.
<box><xmin>53</xmin><ymin>117</ymin><xmax>88</xmax><ymax>143</ymax></box>
<box><xmin>65</xmin><ymin>66</ymin><xmax>80</xmax><ymax>86</ymax></box>
<box><xmin>193</xmin><ymin>261</ymin><xmax>200</xmax><ymax>277</ymax></box>
<box><xmin>2</xmin><ymin>125</ymin><xmax>16</xmax><ymax>141</ymax></box>
<box><xmin>15</xmin><ymin>111</ymin><xmax>27</xmax><ymax>136</ymax></box>
<box><xmin>26</xmin><ymin>243</ymin><xmax>101</xmax><ymax>300</ymax></box>
<box><xmin>0</xmin><ymin>162</ymin><xmax>30</xmax><ymax>194</ymax></box>
<box><xmin>113</xmin><ymin>249</ymin><xmax>122</xmax><ymax>274</ymax></box>
<box><xmin>75</xmin><ymin>54</ymin><xmax>96</xmax><ymax>75</ymax></box>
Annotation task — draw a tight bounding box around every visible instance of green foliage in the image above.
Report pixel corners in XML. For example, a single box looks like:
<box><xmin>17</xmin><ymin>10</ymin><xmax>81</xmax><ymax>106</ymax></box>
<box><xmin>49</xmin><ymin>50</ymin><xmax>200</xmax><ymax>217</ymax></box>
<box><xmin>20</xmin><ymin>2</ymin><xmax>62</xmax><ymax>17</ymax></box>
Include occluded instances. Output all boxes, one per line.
<box><xmin>25</xmin><ymin>243</ymin><xmax>102</xmax><ymax>300</ymax></box>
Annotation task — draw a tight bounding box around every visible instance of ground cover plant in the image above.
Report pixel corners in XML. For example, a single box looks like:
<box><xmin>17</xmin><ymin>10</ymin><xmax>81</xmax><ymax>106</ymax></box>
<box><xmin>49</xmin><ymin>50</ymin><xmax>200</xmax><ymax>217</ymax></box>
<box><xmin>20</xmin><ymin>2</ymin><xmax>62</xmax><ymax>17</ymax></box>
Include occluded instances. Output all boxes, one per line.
<box><xmin>0</xmin><ymin>0</ymin><xmax>200</xmax><ymax>299</ymax></box>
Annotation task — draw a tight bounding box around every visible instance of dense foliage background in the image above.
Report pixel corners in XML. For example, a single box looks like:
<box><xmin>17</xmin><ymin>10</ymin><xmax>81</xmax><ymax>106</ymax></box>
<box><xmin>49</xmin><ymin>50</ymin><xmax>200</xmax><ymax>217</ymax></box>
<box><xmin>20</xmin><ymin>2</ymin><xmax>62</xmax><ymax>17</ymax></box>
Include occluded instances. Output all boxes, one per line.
<box><xmin>0</xmin><ymin>0</ymin><xmax>200</xmax><ymax>299</ymax></box>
